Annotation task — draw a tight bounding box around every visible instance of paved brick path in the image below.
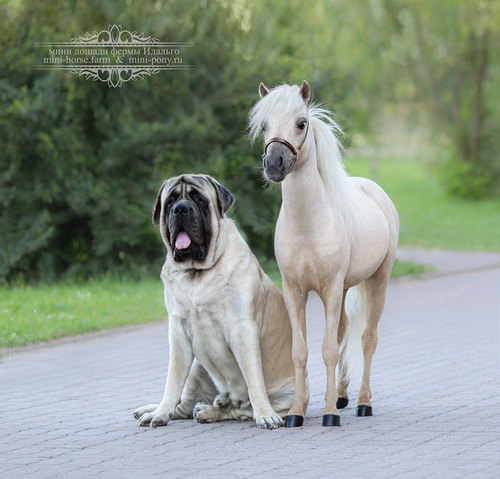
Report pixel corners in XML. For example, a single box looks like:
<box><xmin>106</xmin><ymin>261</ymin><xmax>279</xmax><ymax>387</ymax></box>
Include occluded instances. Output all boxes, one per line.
<box><xmin>1</xmin><ymin>251</ymin><xmax>499</xmax><ymax>478</ymax></box>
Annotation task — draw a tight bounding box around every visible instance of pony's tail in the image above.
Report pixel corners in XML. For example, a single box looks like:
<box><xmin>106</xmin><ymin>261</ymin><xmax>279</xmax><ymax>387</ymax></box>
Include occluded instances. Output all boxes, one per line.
<box><xmin>337</xmin><ymin>282</ymin><xmax>367</xmax><ymax>390</ymax></box>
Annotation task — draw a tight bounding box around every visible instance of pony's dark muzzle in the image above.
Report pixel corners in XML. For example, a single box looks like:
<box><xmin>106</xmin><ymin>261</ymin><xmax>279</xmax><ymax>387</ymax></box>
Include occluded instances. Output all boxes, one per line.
<box><xmin>262</xmin><ymin>143</ymin><xmax>295</xmax><ymax>183</ymax></box>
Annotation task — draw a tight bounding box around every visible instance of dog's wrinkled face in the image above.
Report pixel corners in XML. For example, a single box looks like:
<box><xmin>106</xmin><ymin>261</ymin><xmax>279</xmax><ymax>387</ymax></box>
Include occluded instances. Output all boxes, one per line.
<box><xmin>164</xmin><ymin>180</ymin><xmax>211</xmax><ymax>262</ymax></box>
<box><xmin>153</xmin><ymin>174</ymin><xmax>234</xmax><ymax>263</ymax></box>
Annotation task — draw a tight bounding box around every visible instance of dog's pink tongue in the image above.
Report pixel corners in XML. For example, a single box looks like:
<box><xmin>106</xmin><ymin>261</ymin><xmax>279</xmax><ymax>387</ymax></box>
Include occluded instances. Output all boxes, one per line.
<box><xmin>175</xmin><ymin>232</ymin><xmax>192</xmax><ymax>250</ymax></box>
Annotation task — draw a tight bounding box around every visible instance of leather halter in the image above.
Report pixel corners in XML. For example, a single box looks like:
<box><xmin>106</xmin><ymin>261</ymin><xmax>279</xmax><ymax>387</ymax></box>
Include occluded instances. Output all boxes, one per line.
<box><xmin>262</xmin><ymin>119</ymin><xmax>310</xmax><ymax>160</ymax></box>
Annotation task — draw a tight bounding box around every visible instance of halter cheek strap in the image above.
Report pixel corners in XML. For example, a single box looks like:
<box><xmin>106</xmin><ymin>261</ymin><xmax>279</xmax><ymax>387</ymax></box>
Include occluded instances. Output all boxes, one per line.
<box><xmin>262</xmin><ymin>119</ymin><xmax>310</xmax><ymax>160</ymax></box>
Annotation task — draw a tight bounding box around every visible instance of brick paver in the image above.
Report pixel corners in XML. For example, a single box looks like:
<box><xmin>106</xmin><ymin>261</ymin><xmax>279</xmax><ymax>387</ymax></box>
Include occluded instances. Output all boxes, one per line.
<box><xmin>1</xmin><ymin>252</ymin><xmax>499</xmax><ymax>478</ymax></box>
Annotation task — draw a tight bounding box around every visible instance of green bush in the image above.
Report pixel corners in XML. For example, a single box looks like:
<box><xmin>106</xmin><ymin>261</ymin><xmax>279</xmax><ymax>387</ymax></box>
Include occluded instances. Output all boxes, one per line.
<box><xmin>440</xmin><ymin>157</ymin><xmax>496</xmax><ymax>200</ymax></box>
<box><xmin>1</xmin><ymin>0</ymin><xmax>378</xmax><ymax>284</ymax></box>
<box><xmin>0</xmin><ymin>1</ymin><xmax>281</xmax><ymax>283</ymax></box>
<box><xmin>1</xmin><ymin>0</ymin><xmax>497</xmax><ymax>284</ymax></box>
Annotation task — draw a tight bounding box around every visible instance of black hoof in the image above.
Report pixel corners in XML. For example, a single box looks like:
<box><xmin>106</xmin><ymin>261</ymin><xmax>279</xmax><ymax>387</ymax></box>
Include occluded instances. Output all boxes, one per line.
<box><xmin>284</xmin><ymin>415</ymin><xmax>304</xmax><ymax>427</ymax></box>
<box><xmin>356</xmin><ymin>405</ymin><xmax>373</xmax><ymax>417</ymax></box>
<box><xmin>322</xmin><ymin>414</ymin><xmax>341</xmax><ymax>427</ymax></box>
<box><xmin>336</xmin><ymin>397</ymin><xmax>349</xmax><ymax>409</ymax></box>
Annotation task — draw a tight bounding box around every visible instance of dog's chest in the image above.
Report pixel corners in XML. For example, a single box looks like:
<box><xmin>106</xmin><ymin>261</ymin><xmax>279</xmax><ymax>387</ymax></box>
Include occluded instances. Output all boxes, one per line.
<box><xmin>164</xmin><ymin>272</ymin><xmax>236</xmax><ymax>330</ymax></box>
<box><xmin>164</xmin><ymin>273</ymin><xmax>246</xmax><ymax>392</ymax></box>
<box><xmin>170</xmin><ymin>279</ymin><xmax>224</xmax><ymax>314</ymax></box>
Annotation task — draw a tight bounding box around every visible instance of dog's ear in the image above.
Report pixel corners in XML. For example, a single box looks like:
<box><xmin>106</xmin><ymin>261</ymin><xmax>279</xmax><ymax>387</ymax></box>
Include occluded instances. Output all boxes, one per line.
<box><xmin>152</xmin><ymin>179</ymin><xmax>170</xmax><ymax>226</ymax></box>
<box><xmin>207</xmin><ymin>176</ymin><xmax>235</xmax><ymax>215</ymax></box>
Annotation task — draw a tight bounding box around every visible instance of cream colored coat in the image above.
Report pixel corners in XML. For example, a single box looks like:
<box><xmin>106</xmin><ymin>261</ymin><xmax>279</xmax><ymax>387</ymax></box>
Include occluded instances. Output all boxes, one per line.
<box><xmin>134</xmin><ymin>176</ymin><xmax>298</xmax><ymax>429</ymax></box>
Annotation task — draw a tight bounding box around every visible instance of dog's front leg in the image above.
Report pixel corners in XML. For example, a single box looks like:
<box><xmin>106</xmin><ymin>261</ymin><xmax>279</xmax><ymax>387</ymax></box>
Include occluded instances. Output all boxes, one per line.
<box><xmin>230</xmin><ymin>320</ymin><xmax>283</xmax><ymax>429</ymax></box>
<box><xmin>136</xmin><ymin>318</ymin><xmax>193</xmax><ymax>427</ymax></box>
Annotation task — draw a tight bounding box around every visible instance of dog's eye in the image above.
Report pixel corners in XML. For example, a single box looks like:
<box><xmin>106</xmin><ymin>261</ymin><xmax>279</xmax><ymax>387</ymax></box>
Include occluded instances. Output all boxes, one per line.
<box><xmin>193</xmin><ymin>194</ymin><xmax>203</xmax><ymax>204</ymax></box>
<box><xmin>167</xmin><ymin>196</ymin><xmax>175</xmax><ymax>205</ymax></box>
<box><xmin>297</xmin><ymin>121</ymin><xmax>307</xmax><ymax>130</ymax></box>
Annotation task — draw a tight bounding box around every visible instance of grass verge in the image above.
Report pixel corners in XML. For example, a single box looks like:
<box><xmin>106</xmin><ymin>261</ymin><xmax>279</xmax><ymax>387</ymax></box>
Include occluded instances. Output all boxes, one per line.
<box><xmin>391</xmin><ymin>259</ymin><xmax>434</xmax><ymax>278</ymax></box>
<box><xmin>0</xmin><ymin>277</ymin><xmax>165</xmax><ymax>348</ymax></box>
<box><xmin>345</xmin><ymin>156</ymin><xmax>500</xmax><ymax>251</ymax></box>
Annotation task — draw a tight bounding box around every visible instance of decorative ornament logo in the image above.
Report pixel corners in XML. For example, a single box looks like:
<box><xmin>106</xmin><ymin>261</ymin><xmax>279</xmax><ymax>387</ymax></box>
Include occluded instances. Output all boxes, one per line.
<box><xmin>35</xmin><ymin>25</ymin><xmax>194</xmax><ymax>88</ymax></box>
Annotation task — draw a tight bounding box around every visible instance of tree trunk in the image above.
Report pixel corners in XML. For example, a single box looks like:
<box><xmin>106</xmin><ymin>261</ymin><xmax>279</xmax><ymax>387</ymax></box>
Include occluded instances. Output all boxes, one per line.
<box><xmin>410</xmin><ymin>6</ymin><xmax>441</xmax><ymax>121</ymax></box>
<box><xmin>469</xmin><ymin>31</ymin><xmax>489</xmax><ymax>164</ymax></box>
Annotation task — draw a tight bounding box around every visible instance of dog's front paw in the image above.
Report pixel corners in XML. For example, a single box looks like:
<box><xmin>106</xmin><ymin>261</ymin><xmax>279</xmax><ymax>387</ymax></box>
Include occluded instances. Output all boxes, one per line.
<box><xmin>136</xmin><ymin>408</ymin><xmax>171</xmax><ymax>428</ymax></box>
<box><xmin>133</xmin><ymin>404</ymin><xmax>158</xmax><ymax>420</ymax></box>
<box><xmin>254</xmin><ymin>410</ymin><xmax>284</xmax><ymax>430</ymax></box>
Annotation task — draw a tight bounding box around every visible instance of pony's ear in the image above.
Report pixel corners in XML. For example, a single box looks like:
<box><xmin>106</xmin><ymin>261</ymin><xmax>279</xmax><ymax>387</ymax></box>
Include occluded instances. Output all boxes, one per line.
<box><xmin>299</xmin><ymin>80</ymin><xmax>311</xmax><ymax>104</ymax></box>
<box><xmin>259</xmin><ymin>82</ymin><xmax>269</xmax><ymax>97</ymax></box>
<box><xmin>152</xmin><ymin>180</ymin><xmax>170</xmax><ymax>226</ymax></box>
<box><xmin>207</xmin><ymin>176</ymin><xmax>235</xmax><ymax>215</ymax></box>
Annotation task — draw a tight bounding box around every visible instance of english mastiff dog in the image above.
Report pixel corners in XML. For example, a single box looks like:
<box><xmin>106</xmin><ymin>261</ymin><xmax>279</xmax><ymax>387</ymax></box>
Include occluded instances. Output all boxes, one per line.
<box><xmin>134</xmin><ymin>174</ymin><xmax>302</xmax><ymax>429</ymax></box>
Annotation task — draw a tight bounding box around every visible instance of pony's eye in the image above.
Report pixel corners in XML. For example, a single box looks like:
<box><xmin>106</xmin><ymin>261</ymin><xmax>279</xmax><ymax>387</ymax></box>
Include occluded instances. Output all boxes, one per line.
<box><xmin>297</xmin><ymin>121</ymin><xmax>307</xmax><ymax>130</ymax></box>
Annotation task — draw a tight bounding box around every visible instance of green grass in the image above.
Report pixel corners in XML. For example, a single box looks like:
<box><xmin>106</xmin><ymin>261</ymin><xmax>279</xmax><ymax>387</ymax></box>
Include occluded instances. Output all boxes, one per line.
<box><xmin>345</xmin><ymin>156</ymin><xmax>500</xmax><ymax>251</ymax></box>
<box><xmin>391</xmin><ymin>259</ymin><xmax>434</xmax><ymax>278</ymax></box>
<box><xmin>0</xmin><ymin>278</ymin><xmax>165</xmax><ymax>348</ymax></box>
<box><xmin>2</xmin><ymin>155</ymin><xmax>496</xmax><ymax>348</ymax></box>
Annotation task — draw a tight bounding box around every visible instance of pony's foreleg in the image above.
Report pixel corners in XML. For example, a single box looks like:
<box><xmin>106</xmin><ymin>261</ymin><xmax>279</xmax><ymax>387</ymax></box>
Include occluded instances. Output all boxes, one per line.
<box><xmin>357</xmin><ymin>266</ymin><xmax>390</xmax><ymax>417</ymax></box>
<box><xmin>282</xmin><ymin>280</ymin><xmax>308</xmax><ymax>427</ymax></box>
<box><xmin>322</xmin><ymin>285</ymin><xmax>346</xmax><ymax>426</ymax></box>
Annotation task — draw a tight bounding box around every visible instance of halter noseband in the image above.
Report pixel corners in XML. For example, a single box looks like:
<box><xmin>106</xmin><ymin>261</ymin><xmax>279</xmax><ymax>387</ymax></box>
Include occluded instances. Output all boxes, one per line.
<box><xmin>262</xmin><ymin>119</ymin><xmax>310</xmax><ymax>161</ymax></box>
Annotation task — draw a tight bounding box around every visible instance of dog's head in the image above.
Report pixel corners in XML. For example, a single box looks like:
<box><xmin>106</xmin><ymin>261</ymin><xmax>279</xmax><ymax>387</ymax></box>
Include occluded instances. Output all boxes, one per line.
<box><xmin>153</xmin><ymin>174</ymin><xmax>234</xmax><ymax>265</ymax></box>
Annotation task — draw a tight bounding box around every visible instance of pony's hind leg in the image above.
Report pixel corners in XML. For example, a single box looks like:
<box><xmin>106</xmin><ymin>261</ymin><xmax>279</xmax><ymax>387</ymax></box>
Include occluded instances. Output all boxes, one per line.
<box><xmin>336</xmin><ymin>295</ymin><xmax>350</xmax><ymax>409</ymax></box>
<box><xmin>357</xmin><ymin>261</ymin><xmax>391</xmax><ymax>417</ymax></box>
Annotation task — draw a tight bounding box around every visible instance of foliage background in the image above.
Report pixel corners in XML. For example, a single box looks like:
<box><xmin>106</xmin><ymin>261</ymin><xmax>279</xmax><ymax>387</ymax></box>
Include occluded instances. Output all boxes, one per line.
<box><xmin>0</xmin><ymin>0</ymin><xmax>498</xmax><ymax>284</ymax></box>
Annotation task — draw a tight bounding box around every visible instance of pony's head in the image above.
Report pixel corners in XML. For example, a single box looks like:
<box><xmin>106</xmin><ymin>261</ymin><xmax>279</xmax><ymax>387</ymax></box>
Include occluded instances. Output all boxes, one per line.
<box><xmin>249</xmin><ymin>81</ymin><xmax>311</xmax><ymax>182</ymax></box>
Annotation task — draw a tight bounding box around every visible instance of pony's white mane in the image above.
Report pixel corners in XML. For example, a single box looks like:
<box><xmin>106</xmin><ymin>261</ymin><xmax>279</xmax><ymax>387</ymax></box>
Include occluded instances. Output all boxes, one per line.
<box><xmin>248</xmin><ymin>84</ymin><xmax>351</xmax><ymax>221</ymax></box>
<box><xmin>248</xmin><ymin>84</ymin><xmax>301</xmax><ymax>142</ymax></box>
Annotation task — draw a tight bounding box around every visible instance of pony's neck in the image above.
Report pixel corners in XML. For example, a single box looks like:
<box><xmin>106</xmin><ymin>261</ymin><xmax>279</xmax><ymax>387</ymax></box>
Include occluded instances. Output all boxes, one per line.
<box><xmin>280</xmin><ymin>129</ymin><xmax>349</xmax><ymax>228</ymax></box>
<box><xmin>281</xmin><ymin>141</ymin><xmax>329</xmax><ymax>219</ymax></box>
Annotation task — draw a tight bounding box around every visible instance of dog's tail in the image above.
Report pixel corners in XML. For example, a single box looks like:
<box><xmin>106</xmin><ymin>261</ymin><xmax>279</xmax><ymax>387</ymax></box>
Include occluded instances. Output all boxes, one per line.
<box><xmin>336</xmin><ymin>282</ymin><xmax>367</xmax><ymax>389</ymax></box>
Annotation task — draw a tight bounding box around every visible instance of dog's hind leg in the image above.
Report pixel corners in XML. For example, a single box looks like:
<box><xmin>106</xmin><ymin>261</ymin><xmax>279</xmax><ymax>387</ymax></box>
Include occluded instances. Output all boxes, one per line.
<box><xmin>267</xmin><ymin>379</ymin><xmax>297</xmax><ymax>417</ymax></box>
<box><xmin>192</xmin><ymin>403</ymin><xmax>221</xmax><ymax>422</ymax></box>
<box><xmin>134</xmin><ymin>360</ymin><xmax>216</xmax><ymax>421</ymax></box>
<box><xmin>193</xmin><ymin>400</ymin><xmax>253</xmax><ymax>424</ymax></box>
<box><xmin>172</xmin><ymin>360</ymin><xmax>217</xmax><ymax>419</ymax></box>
